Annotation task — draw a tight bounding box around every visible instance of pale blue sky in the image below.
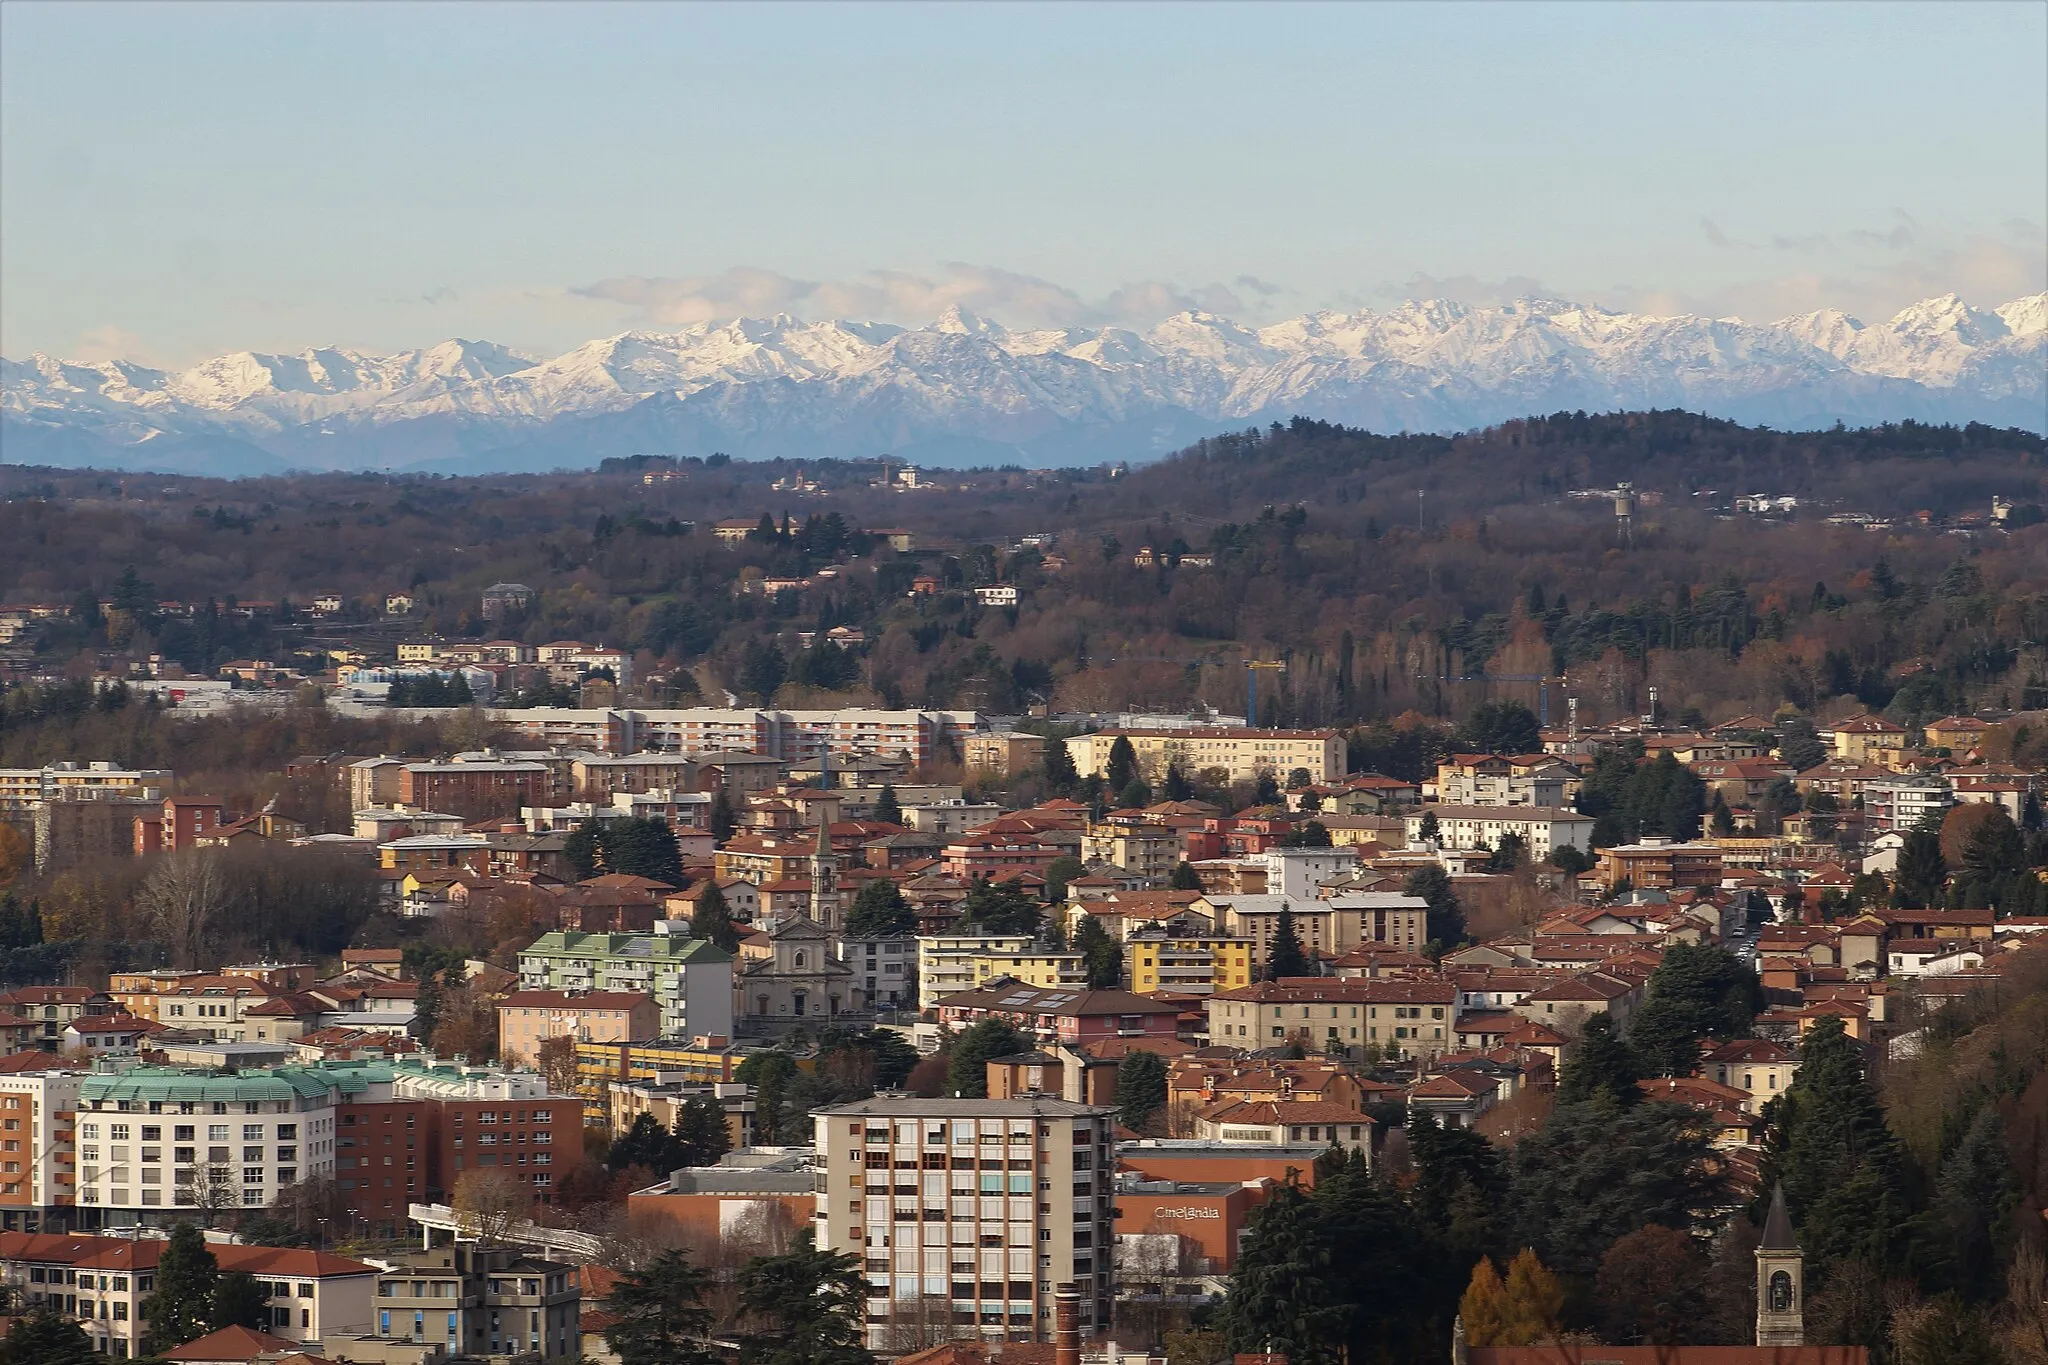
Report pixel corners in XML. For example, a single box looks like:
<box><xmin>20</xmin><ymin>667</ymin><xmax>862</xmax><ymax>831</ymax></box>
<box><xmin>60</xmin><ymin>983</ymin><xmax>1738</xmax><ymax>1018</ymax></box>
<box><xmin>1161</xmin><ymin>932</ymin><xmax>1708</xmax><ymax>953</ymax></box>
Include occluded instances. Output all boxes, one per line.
<box><xmin>3</xmin><ymin>0</ymin><xmax>2043</xmax><ymax>367</ymax></box>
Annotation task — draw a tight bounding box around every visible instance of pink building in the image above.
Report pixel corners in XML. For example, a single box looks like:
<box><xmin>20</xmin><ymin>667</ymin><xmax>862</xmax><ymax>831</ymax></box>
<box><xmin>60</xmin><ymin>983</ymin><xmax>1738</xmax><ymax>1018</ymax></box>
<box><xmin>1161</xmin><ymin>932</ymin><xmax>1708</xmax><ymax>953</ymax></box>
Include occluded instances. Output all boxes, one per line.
<box><xmin>497</xmin><ymin>989</ymin><xmax>658</xmax><ymax>1066</ymax></box>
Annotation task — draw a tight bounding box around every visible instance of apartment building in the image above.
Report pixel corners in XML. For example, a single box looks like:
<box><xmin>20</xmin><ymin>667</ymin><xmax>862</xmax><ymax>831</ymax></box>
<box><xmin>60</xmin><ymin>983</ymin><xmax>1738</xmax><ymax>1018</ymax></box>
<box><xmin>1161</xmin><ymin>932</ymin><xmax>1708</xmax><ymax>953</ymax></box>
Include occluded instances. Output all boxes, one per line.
<box><xmin>373</xmin><ymin>1244</ymin><xmax>581</xmax><ymax>1361</ymax></box>
<box><xmin>1595</xmin><ymin>836</ymin><xmax>1726</xmax><ymax>891</ymax></box>
<box><xmin>1205</xmin><ymin>892</ymin><xmax>1433</xmax><ymax>968</ymax></box>
<box><xmin>1863</xmin><ymin>777</ymin><xmax>1956</xmax><ymax>832</ymax></box>
<box><xmin>397</xmin><ymin>762</ymin><xmax>553</xmax><ymax>817</ymax></box>
<box><xmin>335</xmin><ymin>1096</ymin><xmax>429</xmax><ymax>1238</ymax></box>
<box><xmin>917</xmin><ymin>936</ymin><xmax>1036</xmax><ymax>1009</ymax></box>
<box><xmin>517</xmin><ymin>931</ymin><xmax>735</xmax><ymax>1041</ymax></box>
<box><xmin>1079</xmin><ymin>822</ymin><xmax>1182</xmax><ymax>882</ymax></box>
<box><xmin>1432</xmin><ymin>755</ymin><xmax>1572</xmax><ymax>808</ymax></box>
<box><xmin>1205</xmin><ymin>978</ymin><xmax>1456</xmax><ymax>1061</ymax></box>
<box><xmin>1</xmin><ymin>1232</ymin><xmax>380</xmax><ymax>1358</ymax></box>
<box><xmin>497</xmin><ymin>990</ymin><xmax>658</xmax><ymax>1067</ymax></box>
<box><xmin>0</xmin><ymin>1069</ymin><xmax>82</xmax><ymax>1231</ymax></box>
<box><xmin>1064</xmin><ymin>728</ymin><xmax>1344</xmax><ymax>786</ymax></box>
<box><xmin>811</xmin><ymin>1097</ymin><xmax>1117</xmax><ymax>1348</ymax></box>
<box><xmin>1403</xmin><ymin>805</ymin><xmax>1594</xmax><ymax>858</ymax></box>
<box><xmin>837</xmin><ymin>935</ymin><xmax>917</xmax><ymax>1010</ymax></box>
<box><xmin>1125</xmin><ymin>932</ymin><xmax>1255</xmax><ymax>995</ymax></box>
<box><xmin>0</xmin><ymin>763</ymin><xmax>171</xmax><ymax>830</ymax></box>
<box><xmin>486</xmin><ymin>706</ymin><xmax>977</xmax><ymax>766</ymax></box>
<box><xmin>72</xmin><ymin>1067</ymin><xmax>342</xmax><ymax>1227</ymax></box>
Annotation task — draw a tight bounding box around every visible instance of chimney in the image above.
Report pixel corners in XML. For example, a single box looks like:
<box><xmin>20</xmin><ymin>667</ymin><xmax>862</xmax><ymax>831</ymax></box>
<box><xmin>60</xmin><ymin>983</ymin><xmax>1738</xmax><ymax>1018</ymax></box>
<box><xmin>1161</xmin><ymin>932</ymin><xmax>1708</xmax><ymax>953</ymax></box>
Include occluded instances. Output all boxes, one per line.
<box><xmin>1054</xmin><ymin>1282</ymin><xmax>1081</xmax><ymax>1365</ymax></box>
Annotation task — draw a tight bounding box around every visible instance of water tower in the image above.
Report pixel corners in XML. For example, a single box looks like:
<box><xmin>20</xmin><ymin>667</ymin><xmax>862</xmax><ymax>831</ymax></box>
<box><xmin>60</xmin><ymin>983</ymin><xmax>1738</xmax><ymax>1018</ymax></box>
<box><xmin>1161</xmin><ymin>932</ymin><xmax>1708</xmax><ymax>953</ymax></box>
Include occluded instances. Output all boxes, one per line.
<box><xmin>1614</xmin><ymin>482</ymin><xmax>1637</xmax><ymax>548</ymax></box>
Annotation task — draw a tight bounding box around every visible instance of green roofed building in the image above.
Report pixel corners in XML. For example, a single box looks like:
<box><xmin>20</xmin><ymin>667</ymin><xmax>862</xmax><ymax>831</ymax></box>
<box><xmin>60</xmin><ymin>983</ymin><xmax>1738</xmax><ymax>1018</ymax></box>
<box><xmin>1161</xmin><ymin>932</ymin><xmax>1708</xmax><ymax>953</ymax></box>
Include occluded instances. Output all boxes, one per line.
<box><xmin>516</xmin><ymin>931</ymin><xmax>734</xmax><ymax>1042</ymax></box>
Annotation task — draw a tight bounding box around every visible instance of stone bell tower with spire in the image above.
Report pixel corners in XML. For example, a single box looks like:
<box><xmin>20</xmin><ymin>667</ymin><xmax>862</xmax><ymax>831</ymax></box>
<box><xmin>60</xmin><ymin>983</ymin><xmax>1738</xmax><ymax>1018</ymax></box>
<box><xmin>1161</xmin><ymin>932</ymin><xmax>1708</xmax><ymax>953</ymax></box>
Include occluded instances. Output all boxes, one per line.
<box><xmin>809</xmin><ymin>738</ymin><xmax>837</xmax><ymax>927</ymax></box>
<box><xmin>1756</xmin><ymin>1184</ymin><xmax>1806</xmax><ymax>1347</ymax></box>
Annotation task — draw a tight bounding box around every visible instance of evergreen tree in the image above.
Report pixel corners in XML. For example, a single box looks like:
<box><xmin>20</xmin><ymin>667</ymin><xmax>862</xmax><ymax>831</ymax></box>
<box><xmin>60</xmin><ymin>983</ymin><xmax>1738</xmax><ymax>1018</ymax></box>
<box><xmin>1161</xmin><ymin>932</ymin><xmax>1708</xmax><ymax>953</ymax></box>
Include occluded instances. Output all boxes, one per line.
<box><xmin>1170</xmin><ymin>860</ymin><xmax>1203</xmax><ymax>891</ymax></box>
<box><xmin>1162</xmin><ymin>763</ymin><xmax>1193</xmax><ymax>802</ymax></box>
<box><xmin>1043</xmin><ymin>855</ymin><xmax>1085</xmax><ymax>903</ymax></box>
<box><xmin>1555</xmin><ymin>1013</ymin><xmax>1641</xmax><ymax>1107</ymax></box>
<box><xmin>1105</xmin><ymin>735</ymin><xmax>1139</xmax><ymax>792</ymax></box>
<box><xmin>735</xmin><ymin>1229</ymin><xmax>872</xmax><ymax>1365</ymax></box>
<box><xmin>1073</xmin><ymin>915</ymin><xmax>1123</xmax><ymax>988</ymax></box>
<box><xmin>140</xmin><ymin>1223</ymin><xmax>219</xmax><ymax>1353</ymax></box>
<box><xmin>1759</xmin><ymin>1015</ymin><xmax>1913</xmax><ymax>1285</ymax></box>
<box><xmin>1894</xmin><ymin>829</ymin><xmax>1947</xmax><ymax>908</ymax></box>
<box><xmin>0</xmin><ymin>1310</ymin><xmax>94</xmax><ymax>1365</ymax></box>
<box><xmin>1404</xmin><ymin>865</ymin><xmax>1465</xmax><ymax>950</ymax></box>
<box><xmin>1117</xmin><ymin>778</ymin><xmax>1152</xmax><ymax>809</ymax></box>
<box><xmin>1487</xmin><ymin>831</ymin><xmax>1527</xmax><ymax>871</ymax></box>
<box><xmin>1779</xmin><ymin>717</ymin><xmax>1827</xmax><ymax>772</ymax></box>
<box><xmin>1041</xmin><ymin>739</ymin><xmax>1079</xmax><ymax>795</ymax></box>
<box><xmin>1509</xmin><ymin>1101</ymin><xmax>1720</xmax><ymax>1285</ymax></box>
<box><xmin>1116</xmin><ymin>1050</ymin><xmax>1168</xmax><ymax>1131</ymax></box>
<box><xmin>871</xmin><ymin>784</ymin><xmax>902</xmax><ymax>826</ymax></box>
<box><xmin>708</xmin><ymin>788</ymin><xmax>737</xmax><ymax>842</ymax></box>
<box><xmin>1218</xmin><ymin>1183</ymin><xmax>1348</xmax><ymax>1365</ymax></box>
<box><xmin>945</xmin><ymin>1018</ymin><xmax>1026</xmax><ymax>1098</ymax></box>
<box><xmin>604</xmin><ymin>1248</ymin><xmax>721</xmax><ymax>1365</ymax></box>
<box><xmin>675</xmin><ymin>1095</ymin><xmax>734</xmax><ymax>1168</ymax></box>
<box><xmin>1457</xmin><ymin>701</ymin><xmax>1542</xmax><ymax>756</ymax></box>
<box><xmin>1267</xmin><ymin>907</ymin><xmax>1309</xmax><ymax>979</ymax></box>
<box><xmin>1418</xmin><ymin>809</ymin><xmax>1441</xmax><ymax>843</ymax></box>
<box><xmin>1408</xmin><ymin>1111</ymin><xmax>1507</xmax><ymax>1270</ymax></box>
<box><xmin>1931</xmin><ymin>1106</ymin><xmax>2018</xmax><ymax>1300</ymax></box>
<box><xmin>734</xmin><ymin>1051</ymin><xmax>798</xmax><ymax>1143</ymax></box>
<box><xmin>1313</xmin><ymin>1154</ymin><xmax>1443</xmax><ymax>1361</ymax></box>
<box><xmin>1627</xmin><ymin>943</ymin><xmax>1764</xmax><ymax>1077</ymax></box>
<box><xmin>1710</xmin><ymin>790</ymin><xmax>1736</xmax><ymax>836</ymax></box>
<box><xmin>209</xmin><ymin>1271</ymin><xmax>273</xmax><ymax>1331</ymax></box>
<box><xmin>564</xmin><ymin>819</ymin><xmax>604</xmax><ymax>881</ymax></box>
<box><xmin>957</xmin><ymin>877</ymin><xmax>1040</xmax><ymax>935</ymax></box>
<box><xmin>690</xmin><ymin>880</ymin><xmax>742</xmax><ymax>952</ymax></box>
<box><xmin>609</xmin><ymin>1113</ymin><xmax>684</xmax><ymax>1173</ymax></box>
<box><xmin>844</xmin><ymin>879</ymin><xmax>914</xmax><ymax>937</ymax></box>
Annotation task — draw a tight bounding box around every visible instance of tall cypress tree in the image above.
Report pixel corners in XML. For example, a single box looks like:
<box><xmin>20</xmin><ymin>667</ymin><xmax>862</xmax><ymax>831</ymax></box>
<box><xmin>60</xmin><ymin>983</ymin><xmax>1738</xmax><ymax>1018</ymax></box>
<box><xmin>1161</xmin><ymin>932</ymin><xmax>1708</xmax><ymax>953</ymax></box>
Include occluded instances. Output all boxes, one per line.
<box><xmin>1267</xmin><ymin>907</ymin><xmax>1309</xmax><ymax>980</ymax></box>
<box><xmin>140</xmin><ymin>1224</ymin><xmax>219</xmax><ymax>1353</ymax></box>
<box><xmin>1759</xmin><ymin>1015</ymin><xmax>1912</xmax><ymax>1284</ymax></box>
<box><xmin>690</xmin><ymin>881</ymin><xmax>741</xmax><ymax>952</ymax></box>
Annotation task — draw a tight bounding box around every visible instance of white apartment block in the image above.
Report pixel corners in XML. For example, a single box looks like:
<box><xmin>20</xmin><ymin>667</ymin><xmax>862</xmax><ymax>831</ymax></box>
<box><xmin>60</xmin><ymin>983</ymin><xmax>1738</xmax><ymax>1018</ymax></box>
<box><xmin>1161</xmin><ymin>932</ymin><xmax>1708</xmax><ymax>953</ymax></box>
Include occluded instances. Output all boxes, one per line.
<box><xmin>486</xmin><ymin>707</ymin><xmax>978</xmax><ymax>766</ymax></box>
<box><xmin>72</xmin><ymin>1068</ymin><xmax>340</xmax><ymax>1226</ymax></box>
<box><xmin>1064</xmin><ymin>728</ymin><xmax>1344</xmax><ymax>786</ymax></box>
<box><xmin>1261</xmin><ymin>846</ymin><xmax>1360</xmax><ymax>899</ymax></box>
<box><xmin>1404</xmin><ymin>805</ymin><xmax>1594</xmax><ymax>858</ymax></box>
<box><xmin>812</xmin><ymin>1097</ymin><xmax>1116</xmax><ymax>1349</ymax></box>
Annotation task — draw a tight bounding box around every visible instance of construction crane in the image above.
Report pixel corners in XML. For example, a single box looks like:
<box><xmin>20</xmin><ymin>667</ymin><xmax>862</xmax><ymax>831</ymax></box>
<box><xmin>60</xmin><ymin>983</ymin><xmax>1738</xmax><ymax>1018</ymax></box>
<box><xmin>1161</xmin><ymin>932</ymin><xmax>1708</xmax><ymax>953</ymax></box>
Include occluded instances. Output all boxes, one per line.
<box><xmin>1426</xmin><ymin>670</ymin><xmax>1568</xmax><ymax>726</ymax></box>
<box><xmin>1244</xmin><ymin>659</ymin><xmax>1286</xmax><ymax>728</ymax></box>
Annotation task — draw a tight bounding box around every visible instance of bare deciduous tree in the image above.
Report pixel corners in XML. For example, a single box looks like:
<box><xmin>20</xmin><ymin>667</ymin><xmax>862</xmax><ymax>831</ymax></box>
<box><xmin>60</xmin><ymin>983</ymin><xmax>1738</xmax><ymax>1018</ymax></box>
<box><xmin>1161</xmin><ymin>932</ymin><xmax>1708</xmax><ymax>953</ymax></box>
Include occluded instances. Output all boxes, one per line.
<box><xmin>453</xmin><ymin>1167</ymin><xmax>527</xmax><ymax>1246</ymax></box>
<box><xmin>139</xmin><ymin>851</ymin><xmax>230</xmax><ymax>968</ymax></box>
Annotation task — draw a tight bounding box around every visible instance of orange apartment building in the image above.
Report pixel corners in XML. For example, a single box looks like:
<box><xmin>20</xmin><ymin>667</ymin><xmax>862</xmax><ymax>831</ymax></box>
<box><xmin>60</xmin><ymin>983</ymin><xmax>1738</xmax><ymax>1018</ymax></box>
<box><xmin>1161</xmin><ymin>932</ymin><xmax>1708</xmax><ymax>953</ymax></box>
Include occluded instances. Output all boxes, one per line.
<box><xmin>0</xmin><ymin>1067</ymin><xmax>81</xmax><ymax>1232</ymax></box>
<box><xmin>1596</xmin><ymin>836</ymin><xmax>1725</xmax><ymax>891</ymax></box>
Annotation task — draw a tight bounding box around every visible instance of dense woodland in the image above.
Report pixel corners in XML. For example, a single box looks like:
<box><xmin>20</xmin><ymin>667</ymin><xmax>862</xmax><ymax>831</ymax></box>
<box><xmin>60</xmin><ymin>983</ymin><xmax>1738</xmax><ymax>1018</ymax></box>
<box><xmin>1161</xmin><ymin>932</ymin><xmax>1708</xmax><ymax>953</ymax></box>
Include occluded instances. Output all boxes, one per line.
<box><xmin>3</xmin><ymin>413</ymin><xmax>2045</xmax><ymax>737</ymax></box>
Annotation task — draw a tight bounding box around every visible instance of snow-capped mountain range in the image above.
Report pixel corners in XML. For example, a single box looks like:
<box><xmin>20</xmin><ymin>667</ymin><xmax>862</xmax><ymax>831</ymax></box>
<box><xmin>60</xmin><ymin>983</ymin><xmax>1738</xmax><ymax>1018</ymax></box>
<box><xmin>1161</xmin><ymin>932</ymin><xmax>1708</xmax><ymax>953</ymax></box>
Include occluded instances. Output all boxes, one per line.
<box><xmin>4</xmin><ymin>293</ymin><xmax>2043</xmax><ymax>475</ymax></box>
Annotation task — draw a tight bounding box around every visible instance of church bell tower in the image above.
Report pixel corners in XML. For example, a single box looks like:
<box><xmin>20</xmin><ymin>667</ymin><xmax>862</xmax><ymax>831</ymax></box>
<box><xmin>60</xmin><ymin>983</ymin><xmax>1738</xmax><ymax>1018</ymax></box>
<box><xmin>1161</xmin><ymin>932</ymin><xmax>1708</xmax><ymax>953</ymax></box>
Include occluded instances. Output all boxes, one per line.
<box><xmin>1756</xmin><ymin>1184</ymin><xmax>1805</xmax><ymax>1347</ymax></box>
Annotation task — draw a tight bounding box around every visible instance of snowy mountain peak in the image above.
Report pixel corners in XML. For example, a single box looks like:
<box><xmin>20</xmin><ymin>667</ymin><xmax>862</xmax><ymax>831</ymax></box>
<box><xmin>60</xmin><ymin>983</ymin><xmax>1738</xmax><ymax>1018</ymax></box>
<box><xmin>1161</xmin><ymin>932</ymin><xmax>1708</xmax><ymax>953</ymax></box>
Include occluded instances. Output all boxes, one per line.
<box><xmin>5</xmin><ymin>291</ymin><xmax>2042</xmax><ymax>474</ymax></box>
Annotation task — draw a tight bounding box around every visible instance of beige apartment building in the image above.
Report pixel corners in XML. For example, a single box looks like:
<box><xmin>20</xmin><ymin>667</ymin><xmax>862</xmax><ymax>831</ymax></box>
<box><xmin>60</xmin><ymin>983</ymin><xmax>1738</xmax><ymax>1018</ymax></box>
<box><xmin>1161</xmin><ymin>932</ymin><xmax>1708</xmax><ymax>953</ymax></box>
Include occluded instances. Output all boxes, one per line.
<box><xmin>811</xmin><ymin>1097</ymin><xmax>1116</xmax><ymax>1349</ymax></box>
<box><xmin>1063</xmin><ymin>728</ymin><xmax>1343</xmax><ymax>786</ymax></box>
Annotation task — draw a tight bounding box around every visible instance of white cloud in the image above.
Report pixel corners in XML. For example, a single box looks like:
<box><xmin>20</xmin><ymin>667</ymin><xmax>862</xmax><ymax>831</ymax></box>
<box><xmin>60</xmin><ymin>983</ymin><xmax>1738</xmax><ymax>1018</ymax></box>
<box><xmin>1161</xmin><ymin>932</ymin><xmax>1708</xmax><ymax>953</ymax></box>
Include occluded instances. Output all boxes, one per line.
<box><xmin>572</xmin><ymin>263</ymin><xmax>1292</xmax><ymax>331</ymax></box>
<box><xmin>69</xmin><ymin>325</ymin><xmax>154</xmax><ymax>365</ymax></box>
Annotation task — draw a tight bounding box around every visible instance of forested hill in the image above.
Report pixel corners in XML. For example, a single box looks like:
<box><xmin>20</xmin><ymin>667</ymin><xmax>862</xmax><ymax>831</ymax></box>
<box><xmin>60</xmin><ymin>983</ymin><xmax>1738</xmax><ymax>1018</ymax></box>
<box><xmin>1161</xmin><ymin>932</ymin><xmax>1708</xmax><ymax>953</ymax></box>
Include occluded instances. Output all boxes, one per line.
<box><xmin>1095</xmin><ymin>411</ymin><xmax>2048</xmax><ymax>528</ymax></box>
